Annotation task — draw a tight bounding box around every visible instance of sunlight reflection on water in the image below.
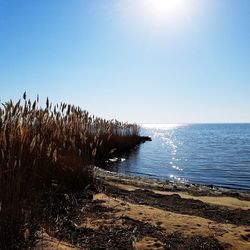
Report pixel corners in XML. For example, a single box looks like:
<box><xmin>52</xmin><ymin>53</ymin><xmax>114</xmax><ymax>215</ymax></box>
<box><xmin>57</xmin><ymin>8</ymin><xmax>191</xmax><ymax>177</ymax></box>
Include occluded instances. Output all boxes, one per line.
<box><xmin>142</xmin><ymin>124</ymin><xmax>186</xmax><ymax>181</ymax></box>
<box><xmin>106</xmin><ymin>124</ymin><xmax>250</xmax><ymax>190</ymax></box>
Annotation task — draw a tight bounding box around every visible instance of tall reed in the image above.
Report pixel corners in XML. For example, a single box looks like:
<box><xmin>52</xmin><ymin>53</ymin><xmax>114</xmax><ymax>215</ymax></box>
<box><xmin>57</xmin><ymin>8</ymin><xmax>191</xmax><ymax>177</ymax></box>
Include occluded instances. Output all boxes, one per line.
<box><xmin>0</xmin><ymin>93</ymin><xmax>140</xmax><ymax>249</ymax></box>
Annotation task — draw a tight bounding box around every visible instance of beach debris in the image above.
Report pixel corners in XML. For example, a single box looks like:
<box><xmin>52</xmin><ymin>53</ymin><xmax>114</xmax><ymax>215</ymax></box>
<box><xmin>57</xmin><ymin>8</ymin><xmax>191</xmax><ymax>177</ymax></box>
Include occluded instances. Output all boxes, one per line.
<box><xmin>109</xmin><ymin>157</ymin><xmax>126</xmax><ymax>163</ymax></box>
<box><xmin>109</xmin><ymin>157</ymin><xmax>119</xmax><ymax>162</ymax></box>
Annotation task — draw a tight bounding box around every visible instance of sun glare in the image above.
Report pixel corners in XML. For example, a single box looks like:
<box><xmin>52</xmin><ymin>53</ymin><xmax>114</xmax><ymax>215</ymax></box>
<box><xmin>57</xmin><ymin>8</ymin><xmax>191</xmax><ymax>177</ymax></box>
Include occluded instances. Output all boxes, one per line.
<box><xmin>149</xmin><ymin>0</ymin><xmax>184</xmax><ymax>15</ymax></box>
<box><xmin>142</xmin><ymin>0</ymin><xmax>193</xmax><ymax>28</ymax></box>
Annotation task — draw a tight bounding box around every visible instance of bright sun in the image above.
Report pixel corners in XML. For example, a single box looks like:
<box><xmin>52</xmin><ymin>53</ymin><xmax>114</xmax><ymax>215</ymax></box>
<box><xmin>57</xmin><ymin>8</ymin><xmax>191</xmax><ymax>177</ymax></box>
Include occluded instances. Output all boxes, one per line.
<box><xmin>118</xmin><ymin>0</ymin><xmax>201</xmax><ymax>34</ymax></box>
<box><xmin>149</xmin><ymin>0</ymin><xmax>184</xmax><ymax>14</ymax></box>
<box><xmin>143</xmin><ymin>0</ymin><xmax>191</xmax><ymax>26</ymax></box>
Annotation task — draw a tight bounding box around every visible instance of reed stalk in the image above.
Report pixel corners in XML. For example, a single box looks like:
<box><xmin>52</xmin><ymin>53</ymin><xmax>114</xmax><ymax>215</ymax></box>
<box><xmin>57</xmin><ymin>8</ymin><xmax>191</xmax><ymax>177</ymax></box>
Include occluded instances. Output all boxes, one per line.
<box><xmin>0</xmin><ymin>93</ymin><xmax>140</xmax><ymax>249</ymax></box>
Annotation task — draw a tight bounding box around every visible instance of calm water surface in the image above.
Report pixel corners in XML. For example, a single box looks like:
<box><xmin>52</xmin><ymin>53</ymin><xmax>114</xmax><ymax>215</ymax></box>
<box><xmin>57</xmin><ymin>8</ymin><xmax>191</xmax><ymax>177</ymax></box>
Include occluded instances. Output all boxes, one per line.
<box><xmin>106</xmin><ymin>124</ymin><xmax>250</xmax><ymax>191</ymax></box>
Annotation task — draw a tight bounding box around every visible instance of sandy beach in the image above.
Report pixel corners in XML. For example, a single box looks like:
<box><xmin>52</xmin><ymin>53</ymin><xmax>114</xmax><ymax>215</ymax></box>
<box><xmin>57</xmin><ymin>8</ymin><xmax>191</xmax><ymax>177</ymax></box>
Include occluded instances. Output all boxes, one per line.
<box><xmin>34</xmin><ymin>167</ymin><xmax>250</xmax><ymax>250</ymax></box>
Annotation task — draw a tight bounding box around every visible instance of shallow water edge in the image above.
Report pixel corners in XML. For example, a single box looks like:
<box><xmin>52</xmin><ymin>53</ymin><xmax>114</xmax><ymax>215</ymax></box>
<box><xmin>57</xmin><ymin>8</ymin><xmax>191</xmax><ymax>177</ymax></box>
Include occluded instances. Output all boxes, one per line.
<box><xmin>94</xmin><ymin>166</ymin><xmax>250</xmax><ymax>199</ymax></box>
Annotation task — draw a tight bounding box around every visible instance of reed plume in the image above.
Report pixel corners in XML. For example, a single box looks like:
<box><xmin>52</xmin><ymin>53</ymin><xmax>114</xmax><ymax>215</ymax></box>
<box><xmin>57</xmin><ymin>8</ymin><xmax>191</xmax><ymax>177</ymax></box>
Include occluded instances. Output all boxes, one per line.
<box><xmin>0</xmin><ymin>93</ymin><xmax>140</xmax><ymax>249</ymax></box>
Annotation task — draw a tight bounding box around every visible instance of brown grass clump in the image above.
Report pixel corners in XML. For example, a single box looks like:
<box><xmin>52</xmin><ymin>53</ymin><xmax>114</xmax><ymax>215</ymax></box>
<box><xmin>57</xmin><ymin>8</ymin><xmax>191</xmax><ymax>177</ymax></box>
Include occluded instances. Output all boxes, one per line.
<box><xmin>0</xmin><ymin>93</ymin><xmax>140</xmax><ymax>249</ymax></box>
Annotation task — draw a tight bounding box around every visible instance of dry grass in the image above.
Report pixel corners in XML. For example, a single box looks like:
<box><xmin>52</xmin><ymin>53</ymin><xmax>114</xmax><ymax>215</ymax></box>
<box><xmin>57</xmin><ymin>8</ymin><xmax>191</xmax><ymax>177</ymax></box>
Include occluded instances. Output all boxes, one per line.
<box><xmin>0</xmin><ymin>93</ymin><xmax>140</xmax><ymax>249</ymax></box>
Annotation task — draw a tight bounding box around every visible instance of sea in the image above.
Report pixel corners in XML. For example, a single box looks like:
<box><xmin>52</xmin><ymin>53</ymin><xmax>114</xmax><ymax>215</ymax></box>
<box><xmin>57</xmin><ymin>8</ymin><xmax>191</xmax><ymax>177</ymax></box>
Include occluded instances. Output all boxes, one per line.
<box><xmin>106</xmin><ymin>124</ymin><xmax>250</xmax><ymax>191</ymax></box>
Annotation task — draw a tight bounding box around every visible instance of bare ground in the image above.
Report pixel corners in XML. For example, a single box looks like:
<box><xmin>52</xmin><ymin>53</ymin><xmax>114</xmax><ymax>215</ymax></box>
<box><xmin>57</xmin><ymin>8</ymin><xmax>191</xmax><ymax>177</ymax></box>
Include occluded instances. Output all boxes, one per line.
<box><xmin>34</xmin><ymin>168</ymin><xmax>250</xmax><ymax>250</ymax></box>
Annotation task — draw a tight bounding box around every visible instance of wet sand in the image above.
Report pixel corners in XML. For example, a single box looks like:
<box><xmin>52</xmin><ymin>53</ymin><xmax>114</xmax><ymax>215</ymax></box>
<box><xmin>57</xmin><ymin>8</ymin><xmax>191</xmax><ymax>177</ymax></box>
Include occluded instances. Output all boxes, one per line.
<box><xmin>34</xmin><ymin>167</ymin><xmax>250</xmax><ymax>249</ymax></box>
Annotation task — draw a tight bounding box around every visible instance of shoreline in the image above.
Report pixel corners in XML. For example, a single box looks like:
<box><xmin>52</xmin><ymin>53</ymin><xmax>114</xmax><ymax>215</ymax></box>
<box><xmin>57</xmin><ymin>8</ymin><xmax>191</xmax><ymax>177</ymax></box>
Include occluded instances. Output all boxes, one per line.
<box><xmin>34</xmin><ymin>166</ymin><xmax>250</xmax><ymax>249</ymax></box>
<box><xmin>94</xmin><ymin>166</ymin><xmax>250</xmax><ymax>200</ymax></box>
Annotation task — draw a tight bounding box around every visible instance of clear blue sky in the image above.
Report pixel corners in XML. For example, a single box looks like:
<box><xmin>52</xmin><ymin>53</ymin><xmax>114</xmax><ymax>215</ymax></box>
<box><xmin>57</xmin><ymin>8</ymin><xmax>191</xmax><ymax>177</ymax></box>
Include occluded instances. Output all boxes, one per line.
<box><xmin>0</xmin><ymin>0</ymin><xmax>249</xmax><ymax>123</ymax></box>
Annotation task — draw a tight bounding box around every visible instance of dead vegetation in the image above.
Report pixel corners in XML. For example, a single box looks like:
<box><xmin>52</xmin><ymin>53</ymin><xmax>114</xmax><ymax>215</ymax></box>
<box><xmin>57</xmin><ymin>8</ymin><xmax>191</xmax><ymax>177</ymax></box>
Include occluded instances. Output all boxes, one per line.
<box><xmin>0</xmin><ymin>93</ymin><xmax>141</xmax><ymax>249</ymax></box>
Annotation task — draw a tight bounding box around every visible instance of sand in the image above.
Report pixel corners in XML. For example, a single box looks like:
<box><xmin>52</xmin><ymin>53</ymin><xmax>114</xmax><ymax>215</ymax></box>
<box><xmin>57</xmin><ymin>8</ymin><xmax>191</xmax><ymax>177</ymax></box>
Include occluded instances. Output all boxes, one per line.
<box><xmin>34</xmin><ymin>167</ymin><xmax>250</xmax><ymax>249</ymax></box>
